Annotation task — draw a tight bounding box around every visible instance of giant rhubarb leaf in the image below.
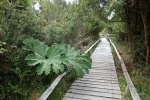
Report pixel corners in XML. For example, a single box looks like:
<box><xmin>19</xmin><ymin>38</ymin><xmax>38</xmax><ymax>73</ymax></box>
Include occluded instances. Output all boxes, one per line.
<box><xmin>23</xmin><ymin>38</ymin><xmax>92</xmax><ymax>78</ymax></box>
<box><xmin>23</xmin><ymin>38</ymin><xmax>65</xmax><ymax>75</ymax></box>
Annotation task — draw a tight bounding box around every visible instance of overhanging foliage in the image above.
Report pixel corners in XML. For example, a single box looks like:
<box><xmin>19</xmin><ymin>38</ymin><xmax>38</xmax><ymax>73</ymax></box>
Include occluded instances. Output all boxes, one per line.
<box><xmin>23</xmin><ymin>38</ymin><xmax>92</xmax><ymax>78</ymax></box>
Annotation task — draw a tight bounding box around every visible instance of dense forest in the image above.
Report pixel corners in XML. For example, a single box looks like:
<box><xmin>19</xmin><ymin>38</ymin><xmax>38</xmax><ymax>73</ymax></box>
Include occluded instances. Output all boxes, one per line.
<box><xmin>0</xmin><ymin>0</ymin><xmax>150</xmax><ymax>99</ymax></box>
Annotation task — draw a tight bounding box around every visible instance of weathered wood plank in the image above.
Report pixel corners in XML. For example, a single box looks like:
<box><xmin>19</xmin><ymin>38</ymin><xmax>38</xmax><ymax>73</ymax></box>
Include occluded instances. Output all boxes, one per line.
<box><xmin>92</xmin><ymin>67</ymin><xmax>116</xmax><ymax>71</ymax></box>
<box><xmin>81</xmin><ymin>77</ymin><xmax>118</xmax><ymax>82</ymax></box>
<box><xmin>89</xmin><ymin>70</ymin><xmax>117</xmax><ymax>73</ymax></box>
<box><xmin>83</xmin><ymin>75</ymin><xmax>118</xmax><ymax>80</ymax></box>
<box><xmin>70</xmin><ymin>85</ymin><xmax>121</xmax><ymax>94</ymax></box>
<box><xmin>84</xmin><ymin>73</ymin><xmax>117</xmax><ymax>77</ymax></box>
<box><xmin>64</xmin><ymin>93</ymin><xmax>121</xmax><ymax>100</ymax></box>
<box><xmin>67</xmin><ymin>89</ymin><xmax>122</xmax><ymax>99</ymax></box>
<box><xmin>74</xmin><ymin>80</ymin><xmax>119</xmax><ymax>87</ymax></box>
<box><xmin>89</xmin><ymin>68</ymin><xmax>116</xmax><ymax>71</ymax></box>
<box><xmin>85</xmin><ymin>71</ymin><xmax>116</xmax><ymax>74</ymax></box>
<box><xmin>78</xmin><ymin>78</ymin><xmax>119</xmax><ymax>84</ymax></box>
<box><xmin>88</xmin><ymin>71</ymin><xmax>117</xmax><ymax>75</ymax></box>
<box><xmin>62</xmin><ymin>97</ymin><xmax>81</xmax><ymax>100</ymax></box>
<box><xmin>72</xmin><ymin>82</ymin><xmax>120</xmax><ymax>90</ymax></box>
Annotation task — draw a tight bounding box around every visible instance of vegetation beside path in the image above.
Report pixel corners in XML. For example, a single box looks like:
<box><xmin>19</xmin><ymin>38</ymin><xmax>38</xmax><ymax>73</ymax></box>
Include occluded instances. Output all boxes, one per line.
<box><xmin>112</xmin><ymin>39</ymin><xmax>150</xmax><ymax>100</ymax></box>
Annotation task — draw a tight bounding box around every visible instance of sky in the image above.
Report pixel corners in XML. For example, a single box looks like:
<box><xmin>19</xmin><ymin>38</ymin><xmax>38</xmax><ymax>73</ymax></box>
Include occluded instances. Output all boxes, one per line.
<box><xmin>66</xmin><ymin>0</ymin><xmax>76</xmax><ymax>4</ymax></box>
<box><xmin>34</xmin><ymin>0</ymin><xmax>77</xmax><ymax>10</ymax></box>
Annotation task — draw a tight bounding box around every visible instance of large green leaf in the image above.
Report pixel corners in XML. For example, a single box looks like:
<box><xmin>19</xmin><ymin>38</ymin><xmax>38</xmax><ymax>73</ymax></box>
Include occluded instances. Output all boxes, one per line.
<box><xmin>23</xmin><ymin>38</ymin><xmax>65</xmax><ymax>75</ymax></box>
<box><xmin>63</xmin><ymin>45</ymin><xmax>92</xmax><ymax>78</ymax></box>
<box><xmin>23</xmin><ymin>38</ymin><xmax>49</xmax><ymax>56</ymax></box>
<box><xmin>36</xmin><ymin>62</ymin><xmax>51</xmax><ymax>75</ymax></box>
<box><xmin>23</xmin><ymin>38</ymin><xmax>92</xmax><ymax>78</ymax></box>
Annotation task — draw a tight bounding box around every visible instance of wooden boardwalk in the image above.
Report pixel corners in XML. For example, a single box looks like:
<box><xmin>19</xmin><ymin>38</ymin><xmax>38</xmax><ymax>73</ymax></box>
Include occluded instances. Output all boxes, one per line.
<box><xmin>63</xmin><ymin>38</ymin><xmax>122</xmax><ymax>100</ymax></box>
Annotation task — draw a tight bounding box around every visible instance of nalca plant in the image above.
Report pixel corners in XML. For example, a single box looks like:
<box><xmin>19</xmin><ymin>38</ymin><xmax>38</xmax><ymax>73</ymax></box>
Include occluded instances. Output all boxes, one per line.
<box><xmin>23</xmin><ymin>38</ymin><xmax>92</xmax><ymax>78</ymax></box>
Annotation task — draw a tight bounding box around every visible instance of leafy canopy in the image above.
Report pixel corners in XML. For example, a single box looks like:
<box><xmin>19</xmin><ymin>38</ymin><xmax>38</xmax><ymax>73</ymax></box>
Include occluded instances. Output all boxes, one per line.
<box><xmin>23</xmin><ymin>38</ymin><xmax>92</xmax><ymax>78</ymax></box>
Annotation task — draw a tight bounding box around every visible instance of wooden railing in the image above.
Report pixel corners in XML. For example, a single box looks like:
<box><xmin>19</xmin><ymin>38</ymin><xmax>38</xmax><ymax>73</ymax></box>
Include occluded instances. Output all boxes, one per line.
<box><xmin>38</xmin><ymin>39</ymin><xmax>101</xmax><ymax>100</ymax></box>
<box><xmin>109</xmin><ymin>38</ymin><xmax>141</xmax><ymax>100</ymax></box>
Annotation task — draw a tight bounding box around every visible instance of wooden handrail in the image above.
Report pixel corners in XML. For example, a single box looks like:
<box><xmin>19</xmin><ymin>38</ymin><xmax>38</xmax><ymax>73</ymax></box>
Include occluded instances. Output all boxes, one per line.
<box><xmin>38</xmin><ymin>38</ymin><xmax>101</xmax><ymax>100</ymax></box>
<box><xmin>84</xmin><ymin>39</ymin><xmax>101</xmax><ymax>54</ymax></box>
<box><xmin>109</xmin><ymin>39</ymin><xmax>141</xmax><ymax>100</ymax></box>
<box><xmin>38</xmin><ymin>72</ymin><xmax>66</xmax><ymax>100</ymax></box>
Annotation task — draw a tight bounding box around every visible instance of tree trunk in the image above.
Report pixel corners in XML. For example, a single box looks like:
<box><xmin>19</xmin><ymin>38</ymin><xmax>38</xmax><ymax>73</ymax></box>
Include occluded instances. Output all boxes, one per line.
<box><xmin>139</xmin><ymin>0</ymin><xmax>150</xmax><ymax>66</ymax></box>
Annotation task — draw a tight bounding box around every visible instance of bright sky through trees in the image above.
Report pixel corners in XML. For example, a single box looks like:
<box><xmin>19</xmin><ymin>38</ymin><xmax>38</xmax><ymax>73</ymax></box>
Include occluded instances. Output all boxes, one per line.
<box><xmin>34</xmin><ymin>0</ymin><xmax>78</xmax><ymax>10</ymax></box>
<box><xmin>66</xmin><ymin>0</ymin><xmax>76</xmax><ymax>4</ymax></box>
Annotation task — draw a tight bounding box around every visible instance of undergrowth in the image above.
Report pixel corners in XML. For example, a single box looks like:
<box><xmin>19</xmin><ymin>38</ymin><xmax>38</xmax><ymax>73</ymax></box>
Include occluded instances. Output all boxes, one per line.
<box><xmin>112</xmin><ymin>38</ymin><xmax>150</xmax><ymax>100</ymax></box>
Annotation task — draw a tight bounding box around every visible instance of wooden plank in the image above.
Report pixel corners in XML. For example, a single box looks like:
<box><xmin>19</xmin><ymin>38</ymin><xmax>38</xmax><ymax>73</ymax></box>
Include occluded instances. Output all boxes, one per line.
<box><xmin>85</xmin><ymin>69</ymin><xmax>117</xmax><ymax>77</ymax></box>
<box><xmin>92</xmin><ymin>56</ymin><xmax>112</xmax><ymax>58</ymax></box>
<box><xmin>75</xmin><ymin>78</ymin><xmax>118</xmax><ymax>84</ymax></box>
<box><xmin>92</xmin><ymin>61</ymin><xmax>111</xmax><ymax>63</ymax></box>
<box><xmin>72</xmin><ymin>81</ymin><xmax>119</xmax><ymax>88</ymax></box>
<box><xmin>64</xmin><ymin>93</ymin><xmax>120</xmax><ymax>100</ymax></box>
<box><xmin>86</xmin><ymin>71</ymin><xmax>117</xmax><ymax>75</ymax></box>
<box><xmin>78</xmin><ymin>78</ymin><xmax>119</xmax><ymax>84</ymax></box>
<box><xmin>86</xmin><ymin>72</ymin><xmax>117</xmax><ymax>75</ymax></box>
<box><xmin>62</xmin><ymin>97</ymin><xmax>81</xmax><ymax>100</ymax></box>
<box><xmin>72</xmin><ymin>82</ymin><xmax>120</xmax><ymax>90</ymax></box>
<box><xmin>70</xmin><ymin>85</ymin><xmax>121</xmax><ymax>94</ymax></box>
<box><xmin>92</xmin><ymin>57</ymin><xmax>112</xmax><ymax>62</ymax></box>
<box><xmin>74</xmin><ymin>80</ymin><xmax>119</xmax><ymax>87</ymax></box>
<box><xmin>89</xmin><ymin>69</ymin><xmax>117</xmax><ymax>72</ymax></box>
<box><xmin>68</xmin><ymin>89</ymin><xmax>114</xmax><ymax>98</ymax></box>
<box><xmin>89</xmin><ymin>68</ymin><xmax>116</xmax><ymax>70</ymax></box>
<box><xmin>91</xmin><ymin>66</ymin><xmax>115</xmax><ymax>69</ymax></box>
<box><xmin>89</xmin><ymin>70</ymin><xmax>117</xmax><ymax>74</ymax></box>
<box><xmin>89</xmin><ymin>71</ymin><xmax>116</xmax><ymax>73</ymax></box>
<box><xmin>91</xmin><ymin>62</ymin><xmax>112</xmax><ymax>64</ymax></box>
<box><xmin>109</xmin><ymin>39</ymin><xmax>141</xmax><ymax>100</ymax></box>
<box><xmin>83</xmin><ymin>75</ymin><xmax>118</xmax><ymax>79</ymax></box>
<box><xmin>92</xmin><ymin>64</ymin><xmax>114</xmax><ymax>66</ymax></box>
<box><xmin>85</xmin><ymin>74</ymin><xmax>117</xmax><ymax>77</ymax></box>
<box><xmin>91</xmin><ymin>66</ymin><xmax>115</xmax><ymax>68</ymax></box>
<box><xmin>90</xmin><ymin>67</ymin><xmax>115</xmax><ymax>70</ymax></box>
<box><xmin>92</xmin><ymin>64</ymin><xmax>111</xmax><ymax>66</ymax></box>
<box><xmin>84</xmin><ymin>73</ymin><xmax>117</xmax><ymax>77</ymax></box>
<box><xmin>82</xmin><ymin>76</ymin><xmax>118</xmax><ymax>81</ymax></box>
<box><xmin>91</xmin><ymin>68</ymin><xmax>116</xmax><ymax>71</ymax></box>
<box><xmin>68</xmin><ymin>89</ymin><xmax>122</xmax><ymax>99</ymax></box>
<box><xmin>91</xmin><ymin>67</ymin><xmax>116</xmax><ymax>71</ymax></box>
<box><xmin>88</xmin><ymin>72</ymin><xmax>117</xmax><ymax>76</ymax></box>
